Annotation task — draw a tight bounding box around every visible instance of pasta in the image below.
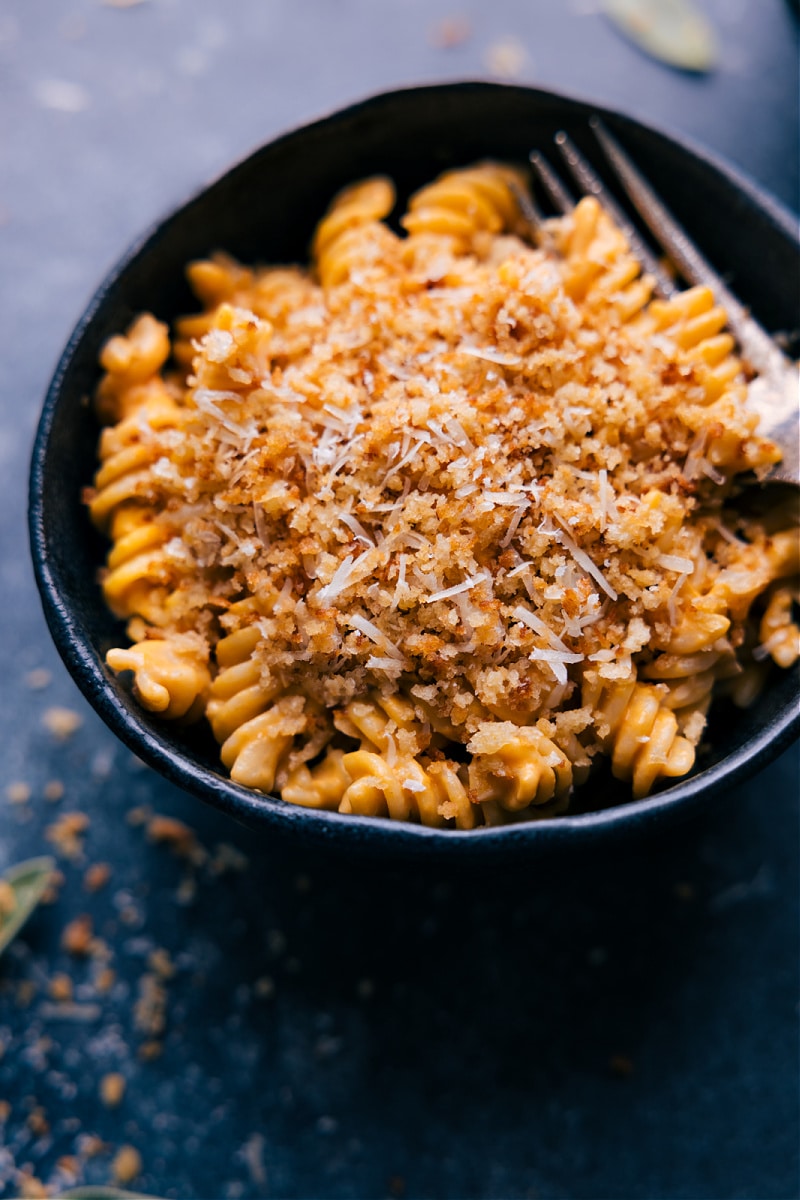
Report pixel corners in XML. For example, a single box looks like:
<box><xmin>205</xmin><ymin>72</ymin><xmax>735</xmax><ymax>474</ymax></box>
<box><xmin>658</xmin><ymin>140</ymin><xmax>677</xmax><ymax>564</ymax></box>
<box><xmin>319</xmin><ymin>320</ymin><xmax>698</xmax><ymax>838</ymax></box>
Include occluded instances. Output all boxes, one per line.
<box><xmin>85</xmin><ymin>162</ymin><xmax>799</xmax><ymax>828</ymax></box>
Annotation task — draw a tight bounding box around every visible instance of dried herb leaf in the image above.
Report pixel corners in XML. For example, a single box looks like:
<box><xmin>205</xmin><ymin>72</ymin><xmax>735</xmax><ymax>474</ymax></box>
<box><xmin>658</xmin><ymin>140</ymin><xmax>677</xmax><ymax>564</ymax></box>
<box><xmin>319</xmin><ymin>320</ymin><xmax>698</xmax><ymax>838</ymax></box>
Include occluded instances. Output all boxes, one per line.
<box><xmin>0</xmin><ymin>856</ymin><xmax>54</xmax><ymax>958</ymax></box>
<box><xmin>604</xmin><ymin>0</ymin><xmax>718</xmax><ymax>72</ymax></box>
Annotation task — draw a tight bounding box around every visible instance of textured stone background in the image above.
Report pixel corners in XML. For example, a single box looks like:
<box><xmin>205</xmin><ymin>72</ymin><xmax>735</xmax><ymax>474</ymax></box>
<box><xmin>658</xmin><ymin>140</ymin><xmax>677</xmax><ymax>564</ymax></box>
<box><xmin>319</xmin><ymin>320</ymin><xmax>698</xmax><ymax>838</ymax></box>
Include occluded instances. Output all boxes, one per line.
<box><xmin>0</xmin><ymin>1</ymin><xmax>798</xmax><ymax>1197</ymax></box>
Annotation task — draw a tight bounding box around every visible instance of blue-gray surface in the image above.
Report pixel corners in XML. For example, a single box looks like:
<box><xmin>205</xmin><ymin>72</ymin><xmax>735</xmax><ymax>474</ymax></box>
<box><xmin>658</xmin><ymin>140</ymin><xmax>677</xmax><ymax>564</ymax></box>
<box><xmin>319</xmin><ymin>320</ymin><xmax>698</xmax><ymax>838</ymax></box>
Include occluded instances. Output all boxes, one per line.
<box><xmin>1</xmin><ymin>1</ymin><xmax>798</xmax><ymax>1197</ymax></box>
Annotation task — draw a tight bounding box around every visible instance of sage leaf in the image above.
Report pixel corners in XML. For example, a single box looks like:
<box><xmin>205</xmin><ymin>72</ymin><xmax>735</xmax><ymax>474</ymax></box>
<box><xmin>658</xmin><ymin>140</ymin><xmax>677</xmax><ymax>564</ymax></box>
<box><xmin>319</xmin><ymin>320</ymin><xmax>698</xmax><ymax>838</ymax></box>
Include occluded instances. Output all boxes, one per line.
<box><xmin>0</xmin><ymin>856</ymin><xmax>55</xmax><ymax>958</ymax></box>
<box><xmin>604</xmin><ymin>0</ymin><xmax>718</xmax><ymax>72</ymax></box>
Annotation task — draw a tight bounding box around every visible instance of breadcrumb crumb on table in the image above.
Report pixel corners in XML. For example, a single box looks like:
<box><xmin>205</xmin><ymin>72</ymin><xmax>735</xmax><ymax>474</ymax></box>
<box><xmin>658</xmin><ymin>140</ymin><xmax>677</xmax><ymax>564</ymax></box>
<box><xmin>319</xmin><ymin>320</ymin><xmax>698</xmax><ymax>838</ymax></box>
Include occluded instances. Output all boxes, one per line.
<box><xmin>134</xmin><ymin>972</ymin><xmax>167</xmax><ymax>1037</ymax></box>
<box><xmin>15</xmin><ymin>1170</ymin><xmax>49</xmax><ymax>1199</ymax></box>
<box><xmin>484</xmin><ymin>36</ymin><xmax>529</xmax><ymax>78</ymax></box>
<box><xmin>26</xmin><ymin>1107</ymin><xmax>49</xmax><ymax>1137</ymax></box>
<box><xmin>429</xmin><ymin>15</ymin><xmax>472</xmax><ymax>48</ymax></box>
<box><xmin>41</xmin><ymin>705</ymin><xmax>83</xmax><ymax>740</ymax></box>
<box><xmin>43</xmin><ymin>779</ymin><xmax>65</xmax><ymax>802</ymax></box>
<box><xmin>148</xmin><ymin>946</ymin><xmax>175</xmax><ymax>978</ymax></box>
<box><xmin>47</xmin><ymin>973</ymin><xmax>74</xmax><ymax>1002</ymax></box>
<box><xmin>146</xmin><ymin>813</ymin><xmax>205</xmax><ymax>863</ymax></box>
<box><xmin>60</xmin><ymin>913</ymin><xmax>94</xmax><ymax>956</ymax></box>
<box><xmin>111</xmin><ymin>1143</ymin><xmax>143</xmax><ymax>1185</ymax></box>
<box><xmin>4</xmin><ymin>781</ymin><xmax>31</xmax><ymax>805</ymax></box>
<box><xmin>83</xmin><ymin>862</ymin><xmax>112</xmax><ymax>892</ymax></box>
<box><xmin>24</xmin><ymin>668</ymin><xmax>52</xmax><ymax>690</ymax></box>
<box><xmin>45</xmin><ymin>811</ymin><xmax>90</xmax><ymax>861</ymax></box>
<box><xmin>100</xmin><ymin>1071</ymin><xmax>126</xmax><ymax>1108</ymax></box>
<box><xmin>94</xmin><ymin>965</ymin><xmax>116</xmax><ymax>994</ymax></box>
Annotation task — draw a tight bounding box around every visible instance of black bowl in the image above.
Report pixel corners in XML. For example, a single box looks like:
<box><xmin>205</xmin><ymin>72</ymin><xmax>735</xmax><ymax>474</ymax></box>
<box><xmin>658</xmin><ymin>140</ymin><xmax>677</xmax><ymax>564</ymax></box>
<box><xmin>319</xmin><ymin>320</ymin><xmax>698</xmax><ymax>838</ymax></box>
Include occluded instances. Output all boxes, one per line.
<box><xmin>29</xmin><ymin>82</ymin><xmax>800</xmax><ymax>858</ymax></box>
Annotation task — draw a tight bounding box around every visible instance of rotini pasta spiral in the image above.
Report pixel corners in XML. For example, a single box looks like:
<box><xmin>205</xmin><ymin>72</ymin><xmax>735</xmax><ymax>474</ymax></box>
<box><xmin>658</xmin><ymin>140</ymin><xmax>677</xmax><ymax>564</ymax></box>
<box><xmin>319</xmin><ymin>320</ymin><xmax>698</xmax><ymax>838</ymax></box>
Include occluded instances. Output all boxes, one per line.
<box><xmin>582</xmin><ymin>675</ymin><xmax>696</xmax><ymax>800</ymax></box>
<box><xmin>106</xmin><ymin>638</ymin><xmax>210</xmax><ymax>722</ymax></box>
<box><xmin>559</xmin><ymin>194</ymin><xmax>654</xmax><ymax>321</ymax></box>
<box><xmin>466</xmin><ymin>722</ymin><xmax>574</xmax><ymax>817</ymax></box>
<box><xmin>401</xmin><ymin>162</ymin><xmax>528</xmax><ymax>252</ymax></box>
<box><xmin>312</xmin><ymin>176</ymin><xmax>398</xmax><ymax>288</ymax></box>
<box><xmin>759</xmin><ymin>583</ymin><xmax>800</xmax><ymax>669</ymax></box>
<box><xmin>88</xmin><ymin>318</ymin><xmax>192</xmax><ymax>626</ymax></box>
<box><xmin>330</xmin><ymin>695</ymin><xmax>473</xmax><ymax>828</ymax></box>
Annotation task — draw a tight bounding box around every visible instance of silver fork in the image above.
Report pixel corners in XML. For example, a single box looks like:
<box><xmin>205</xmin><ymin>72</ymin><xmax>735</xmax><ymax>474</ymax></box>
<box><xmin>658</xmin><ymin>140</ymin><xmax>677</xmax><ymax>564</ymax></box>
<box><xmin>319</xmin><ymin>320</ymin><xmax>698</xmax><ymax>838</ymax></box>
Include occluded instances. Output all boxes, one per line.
<box><xmin>526</xmin><ymin>120</ymin><xmax>800</xmax><ymax>488</ymax></box>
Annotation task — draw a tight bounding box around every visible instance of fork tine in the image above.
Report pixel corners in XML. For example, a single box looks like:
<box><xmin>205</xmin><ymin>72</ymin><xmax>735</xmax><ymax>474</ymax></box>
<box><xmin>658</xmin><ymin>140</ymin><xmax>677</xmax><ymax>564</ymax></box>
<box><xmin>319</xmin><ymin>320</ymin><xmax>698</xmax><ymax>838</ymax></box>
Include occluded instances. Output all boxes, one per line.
<box><xmin>553</xmin><ymin>131</ymin><xmax>676</xmax><ymax>299</ymax></box>
<box><xmin>507</xmin><ymin>178</ymin><xmax>545</xmax><ymax>243</ymax></box>
<box><xmin>529</xmin><ymin>151</ymin><xmax>574</xmax><ymax>215</ymax></box>
<box><xmin>590</xmin><ymin>117</ymin><xmax>787</xmax><ymax>378</ymax></box>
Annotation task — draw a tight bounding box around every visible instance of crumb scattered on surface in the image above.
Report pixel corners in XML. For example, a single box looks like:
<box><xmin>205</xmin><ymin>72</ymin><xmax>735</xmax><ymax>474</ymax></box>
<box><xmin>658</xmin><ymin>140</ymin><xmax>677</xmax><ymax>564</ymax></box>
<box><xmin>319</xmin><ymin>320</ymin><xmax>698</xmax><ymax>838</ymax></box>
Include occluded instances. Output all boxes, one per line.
<box><xmin>48</xmin><ymin>973</ymin><xmax>74</xmax><ymax>1002</ymax></box>
<box><xmin>40</xmin><ymin>868</ymin><xmax>65</xmax><ymax>905</ymax></box>
<box><xmin>240</xmin><ymin>1132</ymin><xmax>267</xmax><ymax>1187</ymax></box>
<box><xmin>134</xmin><ymin>972</ymin><xmax>167</xmax><ymax>1037</ymax></box>
<box><xmin>111</xmin><ymin>1143</ymin><xmax>142</xmax><ymax>1185</ymax></box>
<box><xmin>24</xmin><ymin>668</ymin><xmax>52</xmax><ymax>690</ymax></box>
<box><xmin>45</xmin><ymin>811</ymin><xmax>90</xmax><ymax>860</ymax></box>
<box><xmin>208</xmin><ymin>842</ymin><xmax>249</xmax><ymax>876</ymax></box>
<box><xmin>83</xmin><ymin>862</ymin><xmax>112</xmax><ymax>892</ymax></box>
<box><xmin>138</xmin><ymin>1038</ymin><xmax>163</xmax><ymax>1061</ymax></box>
<box><xmin>43</xmin><ymin>779</ymin><xmax>65</xmax><ymax>802</ymax></box>
<box><xmin>100</xmin><ymin>1072</ymin><xmax>126</xmax><ymax>1108</ymax></box>
<box><xmin>15</xmin><ymin>1169</ymin><xmax>48</xmax><ymax>1199</ymax></box>
<box><xmin>484</xmin><ymin>35</ymin><xmax>528</xmax><ymax>78</ymax></box>
<box><xmin>61</xmin><ymin>913</ymin><xmax>94</xmax><ymax>956</ymax></box>
<box><xmin>16</xmin><ymin>978</ymin><xmax>37</xmax><ymax>1007</ymax></box>
<box><xmin>5</xmin><ymin>781</ymin><xmax>31</xmax><ymax>805</ymax></box>
<box><xmin>76</xmin><ymin>1132</ymin><xmax>108</xmax><ymax>1158</ymax></box>
<box><xmin>41</xmin><ymin>705</ymin><xmax>84</xmax><ymax>740</ymax></box>
<box><xmin>126</xmin><ymin>803</ymin><xmax>152</xmax><ymax>826</ymax></box>
<box><xmin>146</xmin><ymin>814</ymin><xmax>205</xmax><ymax>863</ymax></box>
<box><xmin>94</xmin><ymin>965</ymin><xmax>116</xmax><ymax>994</ymax></box>
<box><xmin>429</xmin><ymin>15</ymin><xmax>471</xmax><ymax>48</ymax></box>
<box><xmin>148</xmin><ymin>947</ymin><xmax>175</xmax><ymax>979</ymax></box>
<box><xmin>53</xmin><ymin>1155</ymin><xmax>80</xmax><ymax>1189</ymax></box>
<box><xmin>26</xmin><ymin>1106</ymin><xmax>49</xmax><ymax>1137</ymax></box>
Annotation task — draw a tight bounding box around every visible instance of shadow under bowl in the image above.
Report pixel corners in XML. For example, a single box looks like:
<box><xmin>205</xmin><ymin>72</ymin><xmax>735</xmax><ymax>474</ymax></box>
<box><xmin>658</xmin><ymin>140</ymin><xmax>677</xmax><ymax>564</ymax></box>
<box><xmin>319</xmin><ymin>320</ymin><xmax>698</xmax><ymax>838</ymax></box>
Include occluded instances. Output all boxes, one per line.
<box><xmin>29</xmin><ymin>82</ymin><xmax>800</xmax><ymax>859</ymax></box>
